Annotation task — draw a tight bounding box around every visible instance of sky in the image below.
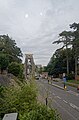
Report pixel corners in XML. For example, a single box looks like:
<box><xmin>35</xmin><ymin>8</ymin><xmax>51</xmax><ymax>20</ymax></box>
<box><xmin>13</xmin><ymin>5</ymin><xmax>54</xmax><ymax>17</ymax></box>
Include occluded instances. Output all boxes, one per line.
<box><xmin>0</xmin><ymin>0</ymin><xmax>79</xmax><ymax>65</ymax></box>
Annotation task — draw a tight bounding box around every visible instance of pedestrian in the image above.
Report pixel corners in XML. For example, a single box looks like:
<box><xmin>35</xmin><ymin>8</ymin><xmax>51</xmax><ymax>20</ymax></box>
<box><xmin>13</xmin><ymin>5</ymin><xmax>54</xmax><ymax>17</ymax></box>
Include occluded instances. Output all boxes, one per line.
<box><xmin>51</xmin><ymin>75</ymin><xmax>53</xmax><ymax>84</ymax></box>
<box><xmin>48</xmin><ymin>79</ymin><xmax>49</xmax><ymax>84</ymax></box>
<box><xmin>63</xmin><ymin>75</ymin><xmax>67</xmax><ymax>89</ymax></box>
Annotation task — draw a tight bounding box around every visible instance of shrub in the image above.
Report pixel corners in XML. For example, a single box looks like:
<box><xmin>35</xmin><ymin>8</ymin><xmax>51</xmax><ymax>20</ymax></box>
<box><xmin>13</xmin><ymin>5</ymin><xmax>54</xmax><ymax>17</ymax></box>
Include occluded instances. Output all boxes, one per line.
<box><xmin>8</xmin><ymin>62</ymin><xmax>21</xmax><ymax>76</ymax></box>
<box><xmin>0</xmin><ymin>82</ymin><xmax>61</xmax><ymax>120</ymax></box>
<box><xmin>67</xmin><ymin>73</ymin><xmax>75</xmax><ymax>80</ymax></box>
<box><xmin>0</xmin><ymin>54</ymin><xmax>9</xmax><ymax>73</ymax></box>
<box><xmin>19</xmin><ymin>104</ymin><xmax>61</xmax><ymax>120</ymax></box>
<box><xmin>0</xmin><ymin>83</ymin><xmax>37</xmax><ymax>119</ymax></box>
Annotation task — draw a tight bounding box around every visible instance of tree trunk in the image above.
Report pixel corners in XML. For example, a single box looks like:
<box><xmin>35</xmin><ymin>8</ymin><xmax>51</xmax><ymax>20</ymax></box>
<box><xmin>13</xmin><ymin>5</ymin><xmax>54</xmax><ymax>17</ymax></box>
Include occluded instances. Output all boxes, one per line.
<box><xmin>1</xmin><ymin>69</ymin><xmax>3</xmax><ymax>74</ymax></box>
<box><xmin>66</xmin><ymin>50</ymin><xmax>69</xmax><ymax>75</ymax></box>
<box><xmin>66</xmin><ymin>38</ymin><xmax>69</xmax><ymax>75</ymax></box>
<box><xmin>75</xmin><ymin>56</ymin><xmax>77</xmax><ymax>80</ymax></box>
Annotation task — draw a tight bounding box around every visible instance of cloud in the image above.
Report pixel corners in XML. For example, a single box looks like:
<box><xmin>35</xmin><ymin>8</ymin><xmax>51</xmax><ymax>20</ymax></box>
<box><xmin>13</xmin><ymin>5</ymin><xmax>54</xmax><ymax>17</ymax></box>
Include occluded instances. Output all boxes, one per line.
<box><xmin>0</xmin><ymin>0</ymin><xmax>79</xmax><ymax>65</ymax></box>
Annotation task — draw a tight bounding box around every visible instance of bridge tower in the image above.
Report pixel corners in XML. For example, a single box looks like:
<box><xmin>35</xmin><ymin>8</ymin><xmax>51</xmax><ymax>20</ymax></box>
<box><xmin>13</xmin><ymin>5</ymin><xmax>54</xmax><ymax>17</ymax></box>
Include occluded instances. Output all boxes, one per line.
<box><xmin>24</xmin><ymin>54</ymin><xmax>35</xmax><ymax>79</ymax></box>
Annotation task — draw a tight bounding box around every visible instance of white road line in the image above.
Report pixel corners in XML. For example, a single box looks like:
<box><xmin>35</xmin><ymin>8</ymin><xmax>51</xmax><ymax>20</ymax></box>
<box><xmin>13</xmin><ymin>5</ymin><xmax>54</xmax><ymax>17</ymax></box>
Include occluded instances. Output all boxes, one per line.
<box><xmin>52</xmin><ymin>93</ymin><xmax>55</xmax><ymax>95</ymax></box>
<box><xmin>75</xmin><ymin>106</ymin><xmax>79</xmax><ymax>111</ymax></box>
<box><xmin>56</xmin><ymin>96</ymin><xmax>61</xmax><ymax>99</ymax></box>
<box><xmin>69</xmin><ymin>103</ymin><xmax>77</xmax><ymax>108</ymax></box>
<box><xmin>63</xmin><ymin>100</ymin><xmax>68</xmax><ymax>104</ymax></box>
<box><xmin>69</xmin><ymin>103</ymin><xmax>79</xmax><ymax>111</ymax></box>
<box><xmin>53</xmin><ymin>100</ymin><xmax>77</xmax><ymax>120</ymax></box>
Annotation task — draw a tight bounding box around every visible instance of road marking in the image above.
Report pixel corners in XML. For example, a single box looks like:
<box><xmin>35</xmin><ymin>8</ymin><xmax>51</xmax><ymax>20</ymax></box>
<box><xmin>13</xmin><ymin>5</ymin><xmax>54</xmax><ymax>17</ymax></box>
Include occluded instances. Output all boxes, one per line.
<box><xmin>56</xmin><ymin>96</ymin><xmax>61</xmax><ymax>99</ymax></box>
<box><xmin>63</xmin><ymin>100</ymin><xmax>68</xmax><ymax>104</ymax></box>
<box><xmin>75</xmin><ymin>106</ymin><xmax>79</xmax><ymax>111</ymax></box>
<box><xmin>69</xmin><ymin>103</ymin><xmax>77</xmax><ymax>108</ymax></box>
<box><xmin>69</xmin><ymin>103</ymin><xmax>79</xmax><ymax>111</ymax></box>
<box><xmin>52</xmin><ymin>83</ymin><xmax>64</xmax><ymax>90</ymax></box>
<box><xmin>38</xmin><ymin>80</ymin><xmax>79</xmax><ymax>120</ymax></box>
<box><xmin>52</xmin><ymin>93</ymin><xmax>55</xmax><ymax>95</ymax></box>
<box><xmin>53</xmin><ymin>100</ymin><xmax>77</xmax><ymax>120</ymax></box>
<box><xmin>67</xmin><ymin>90</ymin><xmax>79</xmax><ymax>96</ymax></box>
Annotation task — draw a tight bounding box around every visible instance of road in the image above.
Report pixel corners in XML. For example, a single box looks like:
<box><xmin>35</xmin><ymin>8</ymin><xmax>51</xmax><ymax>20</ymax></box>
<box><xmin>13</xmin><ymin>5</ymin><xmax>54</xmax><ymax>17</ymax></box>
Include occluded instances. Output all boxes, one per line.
<box><xmin>36</xmin><ymin>79</ymin><xmax>79</xmax><ymax>120</ymax></box>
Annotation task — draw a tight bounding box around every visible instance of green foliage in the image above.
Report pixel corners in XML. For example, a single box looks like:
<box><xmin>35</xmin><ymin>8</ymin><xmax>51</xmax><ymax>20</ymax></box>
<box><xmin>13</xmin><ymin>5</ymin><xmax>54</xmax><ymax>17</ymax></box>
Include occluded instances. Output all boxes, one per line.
<box><xmin>0</xmin><ymin>82</ymin><xmax>61</xmax><ymax>120</ymax></box>
<box><xmin>18</xmin><ymin>64</ymin><xmax>25</xmax><ymax>79</ymax></box>
<box><xmin>0</xmin><ymin>35</ymin><xmax>22</xmax><ymax>63</ymax></box>
<box><xmin>8</xmin><ymin>62</ymin><xmax>20</xmax><ymax>76</ymax></box>
<box><xmin>67</xmin><ymin>73</ymin><xmax>75</xmax><ymax>80</ymax></box>
<box><xmin>48</xmin><ymin>22</ymin><xmax>79</xmax><ymax>76</ymax></box>
<box><xmin>0</xmin><ymin>34</ymin><xmax>23</xmax><ymax>74</ymax></box>
<box><xmin>38</xmin><ymin>67</ymin><xmax>43</xmax><ymax>74</ymax></box>
<box><xmin>19</xmin><ymin>104</ymin><xmax>61</xmax><ymax>120</ymax></box>
<box><xmin>0</xmin><ymin>83</ymin><xmax>37</xmax><ymax>118</ymax></box>
<box><xmin>53</xmin><ymin>30</ymin><xmax>72</xmax><ymax>46</ymax></box>
<box><xmin>46</xmin><ymin>48</ymin><xmax>74</xmax><ymax>76</ymax></box>
<box><xmin>0</xmin><ymin>85</ymin><xmax>4</xmax><ymax>98</ymax></box>
<box><xmin>70</xmin><ymin>23</ymin><xmax>79</xmax><ymax>56</ymax></box>
<box><xmin>67</xmin><ymin>79</ymin><xmax>79</xmax><ymax>84</ymax></box>
<box><xmin>8</xmin><ymin>62</ymin><xmax>23</xmax><ymax>77</ymax></box>
<box><xmin>0</xmin><ymin>54</ymin><xmax>9</xmax><ymax>73</ymax></box>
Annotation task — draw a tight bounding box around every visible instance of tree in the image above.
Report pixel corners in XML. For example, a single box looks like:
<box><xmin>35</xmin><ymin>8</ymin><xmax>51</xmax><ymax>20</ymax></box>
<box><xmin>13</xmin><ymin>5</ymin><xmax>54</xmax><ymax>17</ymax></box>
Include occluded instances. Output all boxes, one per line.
<box><xmin>53</xmin><ymin>31</ymin><xmax>73</xmax><ymax>75</ymax></box>
<box><xmin>46</xmin><ymin>48</ymin><xmax>75</xmax><ymax>77</ymax></box>
<box><xmin>8</xmin><ymin>62</ymin><xmax>21</xmax><ymax>76</ymax></box>
<box><xmin>0</xmin><ymin>54</ymin><xmax>9</xmax><ymax>73</ymax></box>
<box><xmin>0</xmin><ymin>35</ymin><xmax>23</xmax><ymax>63</ymax></box>
<box><xmin>70</xmin><ymin>23</ymin><xmax>79</xmax><ymax>79</ymax></box>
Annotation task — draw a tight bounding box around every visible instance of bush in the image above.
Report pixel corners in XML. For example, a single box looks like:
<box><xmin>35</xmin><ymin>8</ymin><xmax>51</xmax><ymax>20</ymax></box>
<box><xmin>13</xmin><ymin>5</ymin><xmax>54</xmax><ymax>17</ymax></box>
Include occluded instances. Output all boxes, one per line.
<box><xmin>8</xmin><ymin>62</ymin><xmax>21</xmax><ymax>77</ymax></box>
<box><xmin>0</xmin><ymin>83</ymin><xmax>37</xmax><ymax>119</ymax></box>
<box><xmin>0</xmin><ymin>82</ymin><xmax>61</xmax><ymax>120</ymax></box>
<box><xmin>67</xmin><ymin>73</ymin><xmax>75</xmax><ymax>80</ymax></box>
<box><xmin>19</xmin><ymin>104</ymin><xmax>61</xmax><ymax>120</ymax></box>
<box><xmin>0</xmin><ymin>54</ymin><xmax>9</xmax><ymax>73</ymax></box>
<box><xmin>18</xmin><ymin>64</ymin><xmax>25</xmax><ymax>79</ymax></box>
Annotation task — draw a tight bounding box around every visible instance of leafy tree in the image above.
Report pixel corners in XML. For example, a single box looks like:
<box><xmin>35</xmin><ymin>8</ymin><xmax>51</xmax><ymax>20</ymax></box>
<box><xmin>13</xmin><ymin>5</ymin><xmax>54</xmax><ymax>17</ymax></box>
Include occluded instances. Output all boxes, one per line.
<box><xmin>0</xmin><ymin>54</ymin><xmax>9</xmax><ymax>73</ymax></box>
<box><xmin>0</xmin><ymin>35</ymin><xmax>22</xmax><ymax>63</ymax></box>
<box><xmin>0</xmin><ymin>34</ymin><xmax>23</xmax><ymax>75</ymax></box>
<box><xmin>8</xmin><ymin>62</ymin><xmax>21</xmax><ymax>76</ymax></box>
<box><xmin>53</xmin><ymin>31</ymin><xmax>73</xmax><ymax>75</ymax></box>
<box><xmin>70</xmin><ymin>23</ymin><xmax>79</xmax><ymax>79</ymax></box>
<box><xmin>18</xmin><ymin>64</ymin><xmax>25</xmax><ymax>80</ymax></box>
<box><xmin>46</xmin><ymin>48</ymin><xmax>75</xmax><ymax>77</ymax></box>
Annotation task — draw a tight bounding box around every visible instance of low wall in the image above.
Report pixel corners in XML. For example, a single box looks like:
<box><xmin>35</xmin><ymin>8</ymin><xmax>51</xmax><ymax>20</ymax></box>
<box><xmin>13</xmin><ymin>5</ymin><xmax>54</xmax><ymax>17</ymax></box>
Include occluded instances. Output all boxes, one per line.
<box><xmin>75</xmin><ymin>75</ymin><xmax>79</xmax><ymax>80</ymax></box>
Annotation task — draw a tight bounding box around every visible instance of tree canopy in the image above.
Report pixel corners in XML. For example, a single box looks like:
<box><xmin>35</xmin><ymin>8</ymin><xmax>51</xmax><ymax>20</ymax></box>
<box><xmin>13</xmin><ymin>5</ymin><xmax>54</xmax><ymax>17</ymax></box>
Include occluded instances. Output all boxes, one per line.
<box><xmin>0</xmin><ymin>35</ymin><xmax>23</xmax><ymax>73</ymax></box>
<box><xmin>0</xmin><ymin>54</ymin><xmax>9</xmax><ymax>73</ymax></box>
<box><xmin>46</xmin><ymin>22</ymin><xmax>79</xmax><ymax>79</ymax></box>
<box><xmin>0</xmin><ymin>35</ymin><xmax>23</xmax><ymax>63</ymax></box>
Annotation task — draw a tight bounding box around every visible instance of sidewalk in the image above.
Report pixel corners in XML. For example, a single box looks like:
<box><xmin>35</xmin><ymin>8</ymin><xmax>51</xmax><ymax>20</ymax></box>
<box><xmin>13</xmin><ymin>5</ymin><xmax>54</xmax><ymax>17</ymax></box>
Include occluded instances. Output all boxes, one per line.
<box><xmin>49</xmin><ymin>80</ymin><xmax>78</xmax><ymax>93</ymax></box>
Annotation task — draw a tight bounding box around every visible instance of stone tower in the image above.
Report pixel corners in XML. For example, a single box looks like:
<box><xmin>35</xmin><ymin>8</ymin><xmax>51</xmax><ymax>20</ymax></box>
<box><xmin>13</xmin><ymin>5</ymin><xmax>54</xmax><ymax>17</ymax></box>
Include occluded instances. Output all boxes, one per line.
<box><xmin>24</xmin><ymin>54</ymin><xmax>35</xmax><ymax>79</ymax></box>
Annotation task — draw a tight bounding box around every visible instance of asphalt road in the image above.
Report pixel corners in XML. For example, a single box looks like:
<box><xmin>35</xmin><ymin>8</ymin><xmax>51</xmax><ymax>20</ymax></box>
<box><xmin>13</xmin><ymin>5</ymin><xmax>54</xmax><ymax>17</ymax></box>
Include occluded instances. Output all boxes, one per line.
<box><xmin>36</xmin><ymin>79</ymin><xmax>79</xmax><ymax>120</ymax></box>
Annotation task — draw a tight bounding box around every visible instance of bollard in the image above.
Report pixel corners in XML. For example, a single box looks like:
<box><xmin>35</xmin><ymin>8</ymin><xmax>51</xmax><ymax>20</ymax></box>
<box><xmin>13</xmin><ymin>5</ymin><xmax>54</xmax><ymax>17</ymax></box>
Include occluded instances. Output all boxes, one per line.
<box><xmin>77</xmin><ymin>85</ymin><xmax>79</xmax><ymax>92</ymax></box>
<box><xmin>46</xmin><ymin>97</ymin><xmax>48</xmax><ymax>106</ymax></box>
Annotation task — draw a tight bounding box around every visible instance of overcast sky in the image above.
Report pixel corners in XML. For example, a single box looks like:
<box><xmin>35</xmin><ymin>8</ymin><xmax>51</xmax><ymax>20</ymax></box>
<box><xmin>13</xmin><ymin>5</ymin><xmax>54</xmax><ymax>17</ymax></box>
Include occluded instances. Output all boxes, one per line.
<box><xmin>0</xmin><ymin>0</ymin><xmax>79</xmax><ymax>65</ymax></box>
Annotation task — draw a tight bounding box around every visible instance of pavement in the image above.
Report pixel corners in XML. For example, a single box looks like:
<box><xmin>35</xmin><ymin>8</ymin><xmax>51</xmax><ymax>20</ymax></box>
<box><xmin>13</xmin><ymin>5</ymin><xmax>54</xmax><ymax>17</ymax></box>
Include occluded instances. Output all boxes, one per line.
<box><xmin>36</xmin><ymin>78</ymin><xmax>79</xmax><ymax>120</ymax></box>
<box><xmin>49</xmin><ymin>81</ymin><xmax>64</xmax><ymax>90</ymax></box>
<box><xmin>48</xmin><ymin>79</ymin><xmax>78</xmax><ymax>93</ymax></box>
